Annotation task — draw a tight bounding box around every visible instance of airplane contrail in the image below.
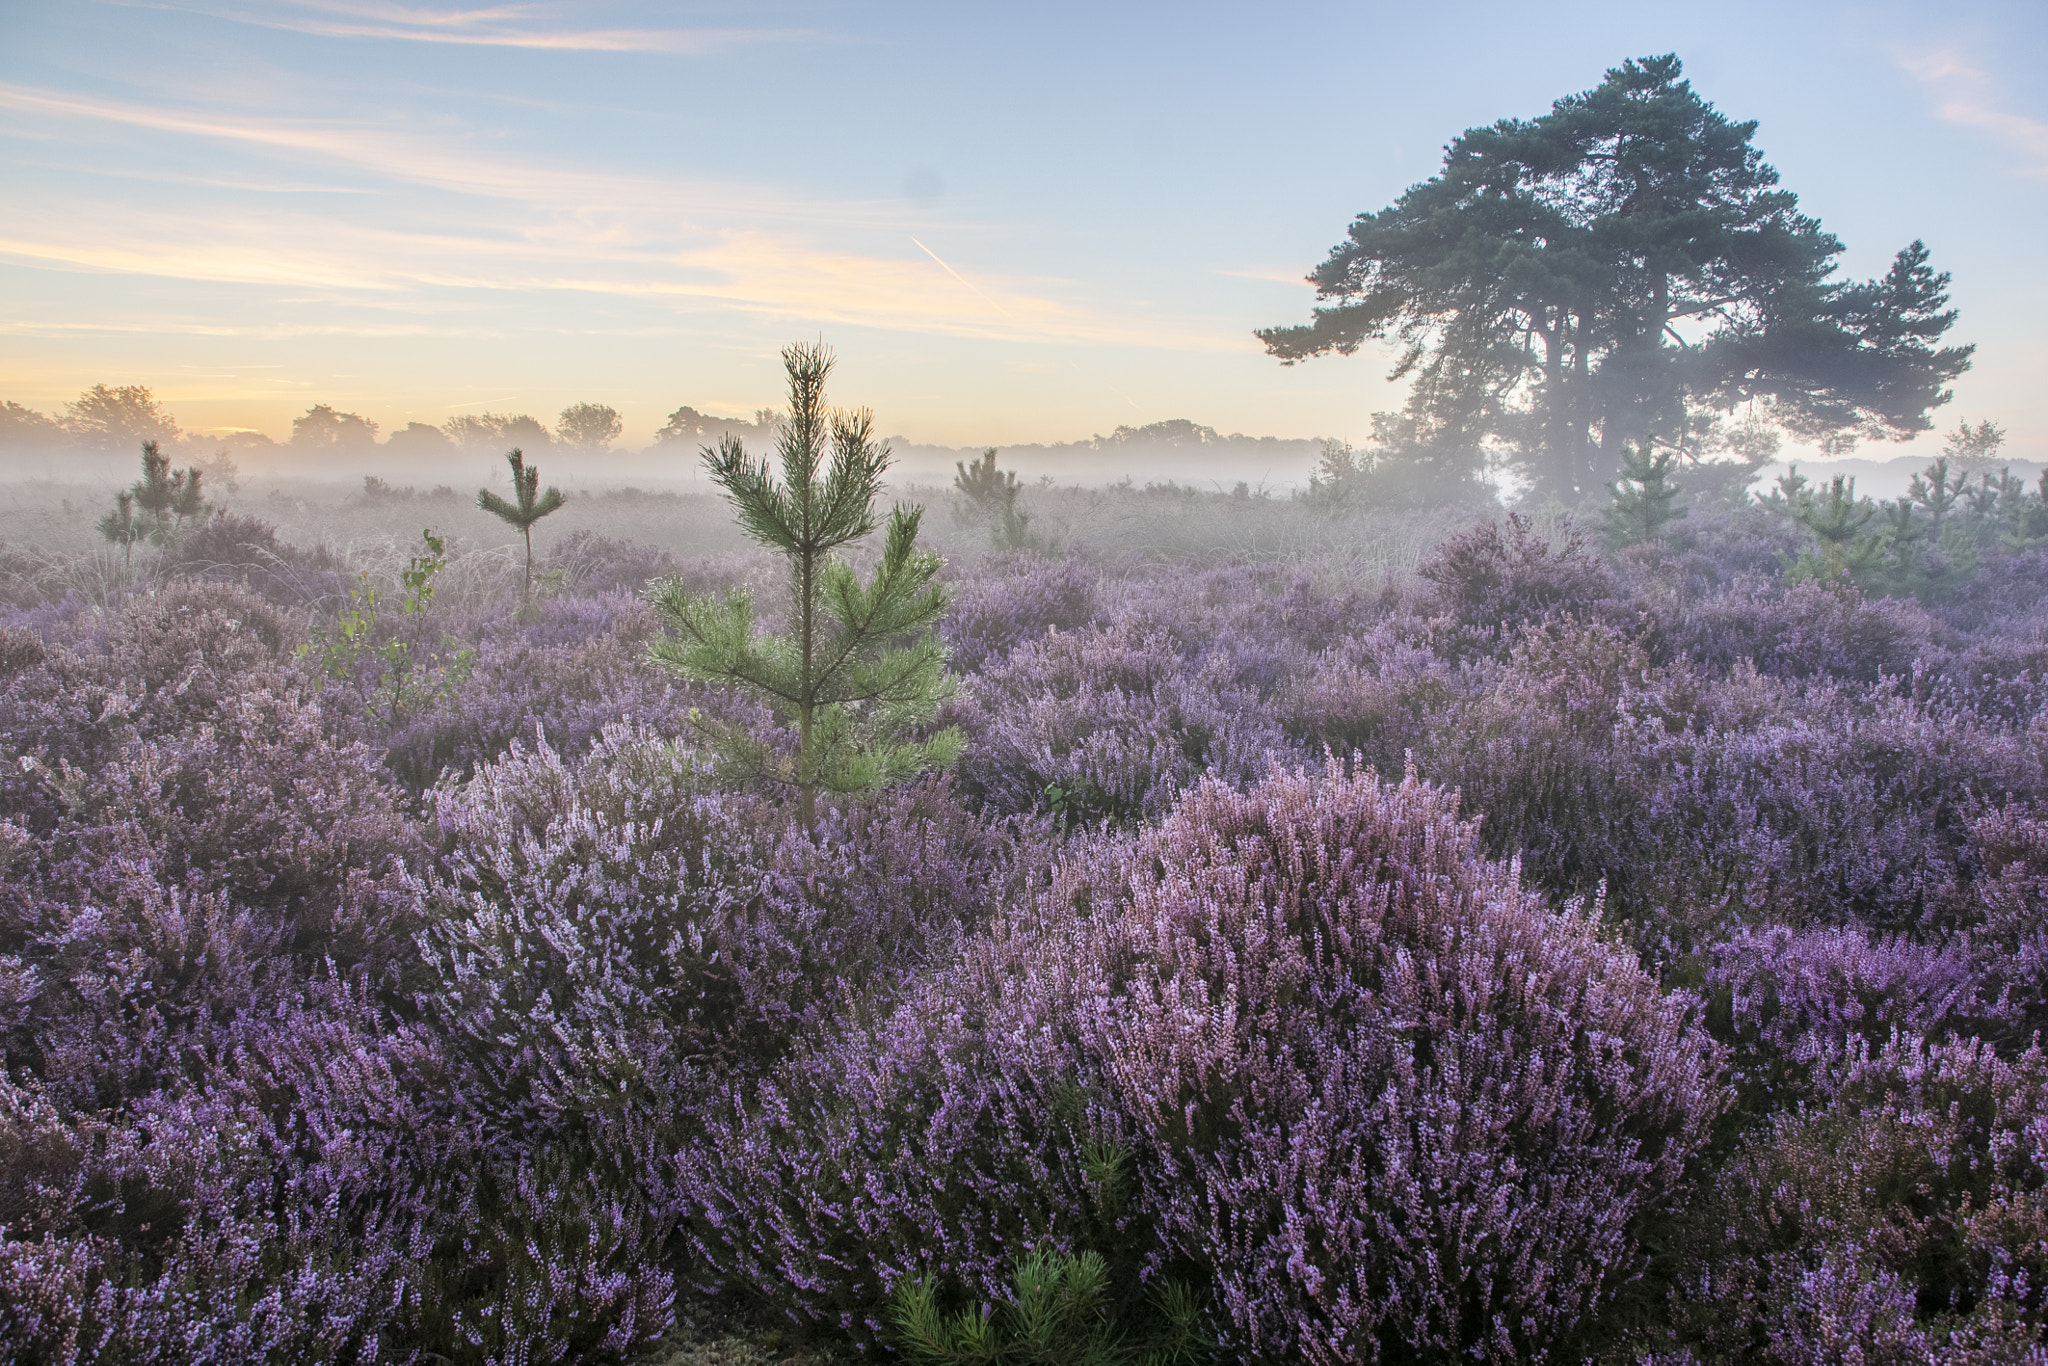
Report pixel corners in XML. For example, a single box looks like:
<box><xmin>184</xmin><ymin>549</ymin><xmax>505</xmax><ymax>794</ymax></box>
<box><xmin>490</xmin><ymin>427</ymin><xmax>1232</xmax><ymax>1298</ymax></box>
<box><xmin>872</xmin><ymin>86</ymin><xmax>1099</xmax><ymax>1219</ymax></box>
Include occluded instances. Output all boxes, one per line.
<box><xmin>911</xmin><ymin>237</ymin><xmax>1012</xmax><ymax>318</ymax></box>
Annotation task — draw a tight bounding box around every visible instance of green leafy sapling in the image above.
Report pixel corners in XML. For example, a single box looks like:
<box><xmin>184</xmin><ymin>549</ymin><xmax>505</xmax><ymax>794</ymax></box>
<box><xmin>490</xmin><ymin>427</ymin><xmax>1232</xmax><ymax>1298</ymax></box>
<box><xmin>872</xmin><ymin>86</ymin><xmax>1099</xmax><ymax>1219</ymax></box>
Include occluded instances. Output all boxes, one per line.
<box><xmin>477</xmin><ymin>447</ymin><xmax>566</xmax><ymax>605</ymax></box>
<box><xmin>1602</xmin><ymin>440</ymin><xmax>1687</xmax><ymax>549</ymax></box>
<box><xmin>301</xmin><ymin>529</ymin><xmax>471</xmax><ymax>726</ymax></box>
<box><xmin>647</xmin><ymin>341</ymin><xmax>960</xmax><ymax>828</ymax></box>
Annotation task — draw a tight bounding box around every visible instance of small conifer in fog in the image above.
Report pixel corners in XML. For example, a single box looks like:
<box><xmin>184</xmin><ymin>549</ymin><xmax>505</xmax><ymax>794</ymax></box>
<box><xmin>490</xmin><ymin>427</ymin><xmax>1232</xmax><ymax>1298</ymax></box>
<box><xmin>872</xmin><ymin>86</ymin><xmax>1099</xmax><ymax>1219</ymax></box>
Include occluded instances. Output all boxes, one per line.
<box><xmin>99</xmin><ymin>439</ymin><xmax>207</xmax><ymax>568</ymax></box>
<box><xmin>647</xmin><ymin>341</ymin><xmax>958</xmax><ymax>827</ymax></box>
<box><xmin>954</xmin><ymin>447</ymin><xmax>1040</xmax><ymax>552</ymax></box>
<box><xmin>477</xmin><ymin>447</ymin><xmax>565</xmax><ymax>605</ymax></box>
<box><xmin>1602</xmin><ymin>441</ymin><xmax>1686</xmax><ymax>549</ymax></box>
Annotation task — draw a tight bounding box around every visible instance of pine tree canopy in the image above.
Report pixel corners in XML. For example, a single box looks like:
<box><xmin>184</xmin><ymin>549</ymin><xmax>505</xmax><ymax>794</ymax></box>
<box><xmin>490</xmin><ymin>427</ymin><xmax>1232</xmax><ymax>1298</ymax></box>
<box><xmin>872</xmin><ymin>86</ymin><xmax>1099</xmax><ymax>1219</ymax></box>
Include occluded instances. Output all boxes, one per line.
<box><xmin>1258</xmin><ymin>54</ymin><xmax>1973</xmax><ymax>504</ymax></box>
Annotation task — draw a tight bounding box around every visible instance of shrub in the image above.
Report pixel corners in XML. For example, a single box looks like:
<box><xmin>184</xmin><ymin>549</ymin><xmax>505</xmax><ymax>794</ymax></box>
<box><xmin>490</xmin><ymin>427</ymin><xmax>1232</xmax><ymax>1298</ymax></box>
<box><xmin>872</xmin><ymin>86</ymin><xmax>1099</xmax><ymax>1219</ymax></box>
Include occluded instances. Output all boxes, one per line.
<box><xmin>949</xmin><ymin>623</ymin><xmax>1297</xmax><ymax>824</ymax></box>
<box><xmin>1415</xmin><ymin>512</ymin><xmax>1615</xmax><ymax>636</ymax></box>
<box><xmin>942</xmin><ymin>553</ymin><xmax>1101</xmax><ymax>674</ymax></box>
<box><xmin>1659</xmin><ymin>1036</ymin><xmax>2048</xmax><ymax>1362</ymax></box>
<box><xmin>684</xmin><ymin>763</ymin><xmax>1724</xmax><ymax>1364</ymax></box>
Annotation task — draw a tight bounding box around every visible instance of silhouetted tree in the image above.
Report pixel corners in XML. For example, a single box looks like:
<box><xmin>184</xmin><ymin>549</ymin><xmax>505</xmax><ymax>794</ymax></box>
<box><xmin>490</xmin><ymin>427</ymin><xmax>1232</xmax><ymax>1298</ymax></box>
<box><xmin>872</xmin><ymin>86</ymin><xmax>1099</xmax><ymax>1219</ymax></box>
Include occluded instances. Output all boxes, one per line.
<box><xmin>647</xmin><ymin>342</ymin><xmax>958</xmax><ymax>828</ymax></box>
<box><xmin>0</xmin><ymin>401</ymin><xmax>61</xmax><ymax>447</ymax></box>
<box><xmin>477</xmin><ymin>448</ymin><xmax>565</xmax><ymax>604</ymax></box>
<box><xmin>1259</xmin><ymin>55</ymin><xmax>1973</xmax><ymax>503</ymax></box>
<box><xmin>1941</xmin><ymin>418</ymin><xmax>2006</xmax><ymax>476</ymax></box>
<box><xmin>447</xmin><ymin>413</ymin><xmax>550</xmax><ymax>450</ymax></box>
<box><xmin>556</xmin><ymin>403</ymin><xmax>622</xmax><ymax>451</ymax></box>
<box><xmin>654</xmin><ymin>405</ymin><xmax>713</xmax><ymax>444</ymax></box>
<box><xmin>64</xmin><ymin>385</ymin><xmax>179</xmax><ymax>451</ymax></box>
<box><xmin>386</xmin><ymin>422</ymin><xmax>450</xmax><ymax>454</ymax></box>
<box><xmin>291</xmin><ymin>405</ymin><xmax>380</xmax><ymax>448</ymax></box>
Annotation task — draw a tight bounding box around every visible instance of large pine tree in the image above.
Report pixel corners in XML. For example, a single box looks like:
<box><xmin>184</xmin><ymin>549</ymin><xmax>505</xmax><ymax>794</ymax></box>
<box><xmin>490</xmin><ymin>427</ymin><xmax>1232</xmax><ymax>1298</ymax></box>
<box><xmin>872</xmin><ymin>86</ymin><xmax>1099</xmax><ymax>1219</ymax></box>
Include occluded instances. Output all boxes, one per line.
<box><xmin>1259</xmin><ymin>55</ymin><xmax>1972</xmax><ymax>503</ymax></box>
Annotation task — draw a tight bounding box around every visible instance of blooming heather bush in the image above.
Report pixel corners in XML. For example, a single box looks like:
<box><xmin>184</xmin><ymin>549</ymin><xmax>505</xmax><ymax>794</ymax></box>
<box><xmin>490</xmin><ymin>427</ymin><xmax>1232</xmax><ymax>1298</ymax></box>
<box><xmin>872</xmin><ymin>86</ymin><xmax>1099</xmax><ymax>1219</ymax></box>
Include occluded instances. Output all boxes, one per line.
<box><xmin>1659</xmin><ymin>1036</ymin><xmax>2048</xmax><ymax>1363</ymax></box>
<box><xmin>950</xmin><ymin>622</ymin><xmax>1298</xmax><ymax>823</ymax></box>
<box><xmin>1605</xmin><ymin>675</ymin><xmax>2041</xmax><ymax>936</ymax></box>
<box><xmin>414</xmin><ymin>731</ymin><xmax>1019</xmax><ymax>1148</ymax></box>
<box><xmin>1080</xmin><ymin>764</ymin><xmax>1721</xmax><ymax>1364</ymax></box>
<box><xmin>1415</xmin><ymin>512</ymin><xmax>1617</xmax><ymax>639</ymax></box>
<box><xmin>410</xmin><ymin>728</ymin><xmax>764</xmax><ymax>1166</ymax></box>
<box><xmin>1701</xmin><ymin>925</ymin><xmax>1995</xmax><ymax>1114</ymax></box>
<box><xmin>1968</xmin><ymin>802</ymin><xmax>2048</xmax><ymax>1042</ymax></box>
<box><xmin>1660</xmin><ymin>578</ymin><xmax>1955</xmax><ymax>686</ymax></box>
<box><xmin>685</xmin><ymin>763</ymin><xmax>1721</xmax><ymax>1364</ymax></box>
<box><xmin>942</xmin><ymin>552</ymin><xmax>1102</xmax><ymax>674</ymax></box>
<box><xmin>377</xmin><ymin>591</ymin><xmax>710</xmax><ymax>787</ymax></box>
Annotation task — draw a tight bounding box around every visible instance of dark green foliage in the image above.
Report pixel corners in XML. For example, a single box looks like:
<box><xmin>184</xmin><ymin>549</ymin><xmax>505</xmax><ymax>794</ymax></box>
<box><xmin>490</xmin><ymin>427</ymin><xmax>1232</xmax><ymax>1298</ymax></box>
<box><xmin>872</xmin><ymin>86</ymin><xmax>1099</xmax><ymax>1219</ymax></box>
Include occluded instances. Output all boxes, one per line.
<box><xmin>890</xmin><ymin>1250</ymin><xmax>1209</xmax><ymax>1366</ymax></box>
<box><xmin>98</xmin><ymin>439</ymin><xmax>207</xmax><ymax>567</ymax></box>
<box><xmin>477</xmin><ymin>446</ymin><xmax>566</xmax><ymax>603</ymax></box>
<box><xmin>1259</xmin><ymin>54</ymin><xmax>1972</xmax><ymax>502</ymax></box>
<box><xmin>1603</xmin><ymin>442</ymin><xmax>1687</xmax><ymax>549</ymax></box>
<box><xmin>647</xmin><ymin>341</ymin><xmax>959</xmax><ymax>826</ymax></box>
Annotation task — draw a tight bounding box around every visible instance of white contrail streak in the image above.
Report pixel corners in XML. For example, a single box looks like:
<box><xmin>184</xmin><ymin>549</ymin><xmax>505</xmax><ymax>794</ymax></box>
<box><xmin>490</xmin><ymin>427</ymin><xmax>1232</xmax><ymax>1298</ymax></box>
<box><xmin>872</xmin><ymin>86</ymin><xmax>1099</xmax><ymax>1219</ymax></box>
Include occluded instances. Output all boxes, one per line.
<box><xmin>910</xmin><ymin>237</ymin><xmax>1012</xmax><ymax>318</ymax></box>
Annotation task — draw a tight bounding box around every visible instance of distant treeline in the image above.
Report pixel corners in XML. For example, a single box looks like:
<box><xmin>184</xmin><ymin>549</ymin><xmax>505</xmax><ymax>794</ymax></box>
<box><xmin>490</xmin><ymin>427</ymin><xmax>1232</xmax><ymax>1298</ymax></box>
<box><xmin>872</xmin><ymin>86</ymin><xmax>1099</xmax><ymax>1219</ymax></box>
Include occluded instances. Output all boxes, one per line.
<box><xmin>0</xmin><ymin>386</ymin><xmax>1326</xmax><ymax>470</ymax></box>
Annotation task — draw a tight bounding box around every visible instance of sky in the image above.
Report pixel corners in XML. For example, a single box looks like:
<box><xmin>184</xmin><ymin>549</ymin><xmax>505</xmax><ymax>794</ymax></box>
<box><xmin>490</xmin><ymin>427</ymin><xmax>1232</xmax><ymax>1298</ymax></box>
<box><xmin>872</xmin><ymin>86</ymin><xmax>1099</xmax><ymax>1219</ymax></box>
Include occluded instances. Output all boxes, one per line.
<box><xmin>1</xmin><ymin>0</ymin><xmax>2044</xmax><ymax>471</ymax></box>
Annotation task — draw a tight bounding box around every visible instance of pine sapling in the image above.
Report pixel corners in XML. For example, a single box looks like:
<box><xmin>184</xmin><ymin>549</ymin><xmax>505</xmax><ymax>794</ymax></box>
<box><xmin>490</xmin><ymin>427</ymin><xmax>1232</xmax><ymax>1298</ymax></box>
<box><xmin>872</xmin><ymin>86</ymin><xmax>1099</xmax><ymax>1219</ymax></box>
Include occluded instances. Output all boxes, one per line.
<box><xmin>477</xmin><ymin>447</ymin><xmax>566</xmax><ymax>606</ymax></box>
<box><xmin>98</xmin><ymin>440</ymin><xmax>207</xmax><ymax>570</ymax></box>
<box><xmin>955</xmin><ymin>447</ymin><xmax>1039</xmax><ymax>551</ymax></box>
<box><xmin>647</xmin><ymin>341</ymin><xmax>959</xmax><ymax>827</ymax></box>
<box><xmin>1601</xmin><ymin>440</ymin><xmax>1686</xmax><ymax>550</ymax></box>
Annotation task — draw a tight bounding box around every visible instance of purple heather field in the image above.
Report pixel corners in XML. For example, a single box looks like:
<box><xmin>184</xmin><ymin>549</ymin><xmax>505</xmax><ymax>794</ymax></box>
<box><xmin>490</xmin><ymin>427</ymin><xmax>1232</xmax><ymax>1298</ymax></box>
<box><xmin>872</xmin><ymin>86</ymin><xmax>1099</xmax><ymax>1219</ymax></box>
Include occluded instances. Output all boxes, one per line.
<box><xmin>3</xmin><ymin>456</ymin><xmax>2048</xmax><ymax>1366</ymax></box>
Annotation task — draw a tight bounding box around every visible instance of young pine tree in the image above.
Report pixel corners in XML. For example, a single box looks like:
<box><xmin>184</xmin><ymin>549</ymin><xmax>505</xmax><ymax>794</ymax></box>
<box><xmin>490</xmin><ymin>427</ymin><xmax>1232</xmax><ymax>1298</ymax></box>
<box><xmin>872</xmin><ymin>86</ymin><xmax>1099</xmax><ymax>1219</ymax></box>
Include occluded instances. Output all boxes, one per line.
<box><xmin>97</xmin><ymin>491</ymin><xmax>142</xmax><ymax>571</ymax></box>
<box><xmin>954</xmin><ymin>447</ymin><xmax>1041</xmax><ymax>552</ymax></box>
<box><xmin>477</xmin><ymin>447</ymin><xmax>565</xmax><ymax>604</ymax></box>
<box><xmin>99</xmin><ymin>440</ymin><xmax>206</xmax><ymax>569</ymax></box>
<box><xmin>1601</xmin><ymin>441</ymin><xmax>1686</xmax><ymax>550</ymax></box>
<box><xmin>647</xmin><ymin>342</ymin><xmax>959</xmax><ymax>827</ymax></box>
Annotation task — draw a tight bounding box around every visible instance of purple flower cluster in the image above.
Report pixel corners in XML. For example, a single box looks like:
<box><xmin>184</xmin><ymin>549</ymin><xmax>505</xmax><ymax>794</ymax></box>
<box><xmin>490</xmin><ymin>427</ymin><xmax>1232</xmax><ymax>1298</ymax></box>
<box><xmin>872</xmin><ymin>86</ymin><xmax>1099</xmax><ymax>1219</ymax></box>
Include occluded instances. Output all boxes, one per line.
<box><xmin>1</xmin><ymin>490</ymin><xmax>2047</xmax><ymax>1361</ymax></box>
<box><xmin>681</xmin><ymin>763</ymin><xmax>1722</xmax><ymax>1363</ymax></box>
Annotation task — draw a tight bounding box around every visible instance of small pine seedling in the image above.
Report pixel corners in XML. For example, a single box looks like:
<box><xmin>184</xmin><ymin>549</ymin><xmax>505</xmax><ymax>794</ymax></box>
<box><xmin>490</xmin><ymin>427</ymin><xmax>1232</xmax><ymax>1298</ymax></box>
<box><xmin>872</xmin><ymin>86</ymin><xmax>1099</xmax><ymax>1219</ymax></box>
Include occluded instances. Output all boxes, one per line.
<box><xmin>477</xmin><ymin>447</ymin><xmax>566</xmax><ymax>605</ymax></box>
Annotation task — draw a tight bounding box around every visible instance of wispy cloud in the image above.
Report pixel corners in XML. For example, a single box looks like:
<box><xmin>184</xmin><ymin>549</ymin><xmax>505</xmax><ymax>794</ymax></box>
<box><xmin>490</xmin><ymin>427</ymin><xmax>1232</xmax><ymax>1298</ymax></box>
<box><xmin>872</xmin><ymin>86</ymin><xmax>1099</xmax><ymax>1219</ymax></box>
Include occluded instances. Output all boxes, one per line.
<box><xmin>0</xmin><ymin>68</ymin><xmax>1238</xmax><ymax>357</ymax></box>
<box><xmin>1900</xmin><ymin>46</ymin><xmax>2048</xmax><ymax>176</ymax></box>
<box><xmin>129</xmin><ymin>0</ymin><xmax>818</xmax><ymax>55</ymax></box>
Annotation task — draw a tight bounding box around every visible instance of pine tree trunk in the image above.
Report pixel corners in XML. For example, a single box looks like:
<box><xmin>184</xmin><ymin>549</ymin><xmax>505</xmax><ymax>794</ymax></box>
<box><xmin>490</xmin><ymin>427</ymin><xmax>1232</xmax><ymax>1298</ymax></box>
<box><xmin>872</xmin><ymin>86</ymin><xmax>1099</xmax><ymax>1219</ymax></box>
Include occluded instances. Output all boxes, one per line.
<box><xmin>797</xmin><ymin>538</ymin><xmax>817</xmax><ymax>830</ymax></box>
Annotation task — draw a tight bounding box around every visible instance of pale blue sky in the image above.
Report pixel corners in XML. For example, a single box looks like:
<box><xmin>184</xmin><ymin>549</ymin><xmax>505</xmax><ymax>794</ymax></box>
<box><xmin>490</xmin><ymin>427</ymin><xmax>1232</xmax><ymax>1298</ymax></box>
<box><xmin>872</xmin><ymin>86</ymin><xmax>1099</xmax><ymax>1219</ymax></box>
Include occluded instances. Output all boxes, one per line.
<box><xmin>1</xmin><ymin>0</ymin><xmax>2043</xmax><ymax>465</ymax></box>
